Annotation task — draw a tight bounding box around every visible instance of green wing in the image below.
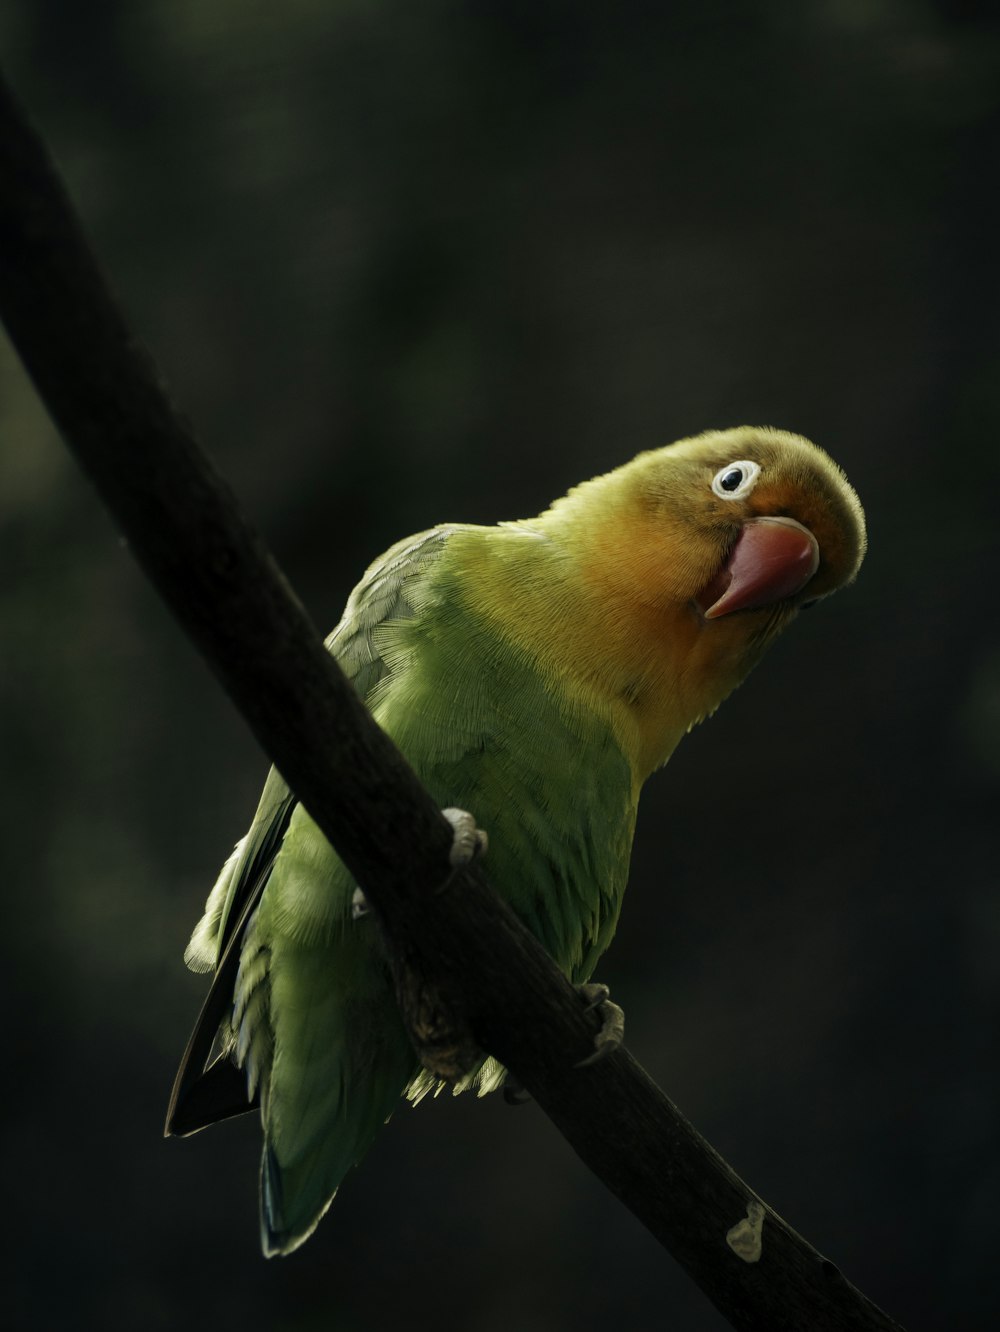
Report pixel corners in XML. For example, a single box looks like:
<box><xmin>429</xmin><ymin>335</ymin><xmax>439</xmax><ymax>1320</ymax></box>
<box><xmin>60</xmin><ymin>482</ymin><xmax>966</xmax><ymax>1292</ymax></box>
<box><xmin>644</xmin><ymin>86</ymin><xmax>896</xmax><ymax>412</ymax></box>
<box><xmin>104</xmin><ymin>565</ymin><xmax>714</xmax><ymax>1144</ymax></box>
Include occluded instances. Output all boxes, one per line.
<box><xmin>165</xmin><ymin>527</ymin><xmax>456</xmax><ymax>1138</ymax></box>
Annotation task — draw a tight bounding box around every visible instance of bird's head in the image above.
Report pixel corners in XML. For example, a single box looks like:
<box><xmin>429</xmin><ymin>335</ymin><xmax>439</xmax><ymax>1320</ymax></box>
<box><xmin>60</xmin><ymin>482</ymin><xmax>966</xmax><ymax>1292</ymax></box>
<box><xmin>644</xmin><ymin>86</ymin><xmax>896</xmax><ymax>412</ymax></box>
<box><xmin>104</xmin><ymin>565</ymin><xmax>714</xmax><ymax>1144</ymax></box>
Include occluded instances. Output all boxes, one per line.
<box><xmin>536</xmin><ymin>426</ymin><xmax>867</xmax><ymax>775</ymax></box>
<box><xmin>635</xmin><ymin>425</ymin><xmax>866</xmax><ymax>621</ymax></box>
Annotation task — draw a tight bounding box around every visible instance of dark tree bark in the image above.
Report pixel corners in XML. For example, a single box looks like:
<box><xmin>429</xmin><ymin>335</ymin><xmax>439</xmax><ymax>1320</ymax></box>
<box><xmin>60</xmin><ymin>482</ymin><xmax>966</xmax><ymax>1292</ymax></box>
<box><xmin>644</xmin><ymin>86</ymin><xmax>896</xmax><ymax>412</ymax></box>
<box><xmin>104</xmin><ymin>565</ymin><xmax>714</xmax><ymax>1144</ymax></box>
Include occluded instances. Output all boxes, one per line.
<box><xmin>0</xmin><ymin>69</ymin><xmax>905</xmax><ymax>1332</ymax></box>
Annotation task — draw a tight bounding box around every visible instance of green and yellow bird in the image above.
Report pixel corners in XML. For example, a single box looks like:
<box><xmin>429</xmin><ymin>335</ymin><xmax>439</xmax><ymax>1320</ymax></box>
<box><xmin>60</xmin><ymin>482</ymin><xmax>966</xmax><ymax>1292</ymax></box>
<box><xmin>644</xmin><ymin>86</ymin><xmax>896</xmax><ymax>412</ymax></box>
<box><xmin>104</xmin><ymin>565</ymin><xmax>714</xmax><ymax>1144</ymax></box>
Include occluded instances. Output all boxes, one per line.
<box><xmin>167</xmin><ymin>426</ymin><xmax>866</xmax><ymax>1255</ymax></box>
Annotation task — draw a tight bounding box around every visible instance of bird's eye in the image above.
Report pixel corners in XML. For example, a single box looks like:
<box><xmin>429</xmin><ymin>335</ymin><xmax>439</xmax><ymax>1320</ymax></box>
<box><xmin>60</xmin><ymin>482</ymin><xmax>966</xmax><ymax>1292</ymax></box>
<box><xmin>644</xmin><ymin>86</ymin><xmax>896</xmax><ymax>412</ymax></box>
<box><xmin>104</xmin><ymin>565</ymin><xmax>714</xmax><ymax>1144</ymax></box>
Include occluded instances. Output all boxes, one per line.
<box><xmin>711</xmin><ymin>459</ymin><xmax>761</xmax><ymax>500</ymax></box>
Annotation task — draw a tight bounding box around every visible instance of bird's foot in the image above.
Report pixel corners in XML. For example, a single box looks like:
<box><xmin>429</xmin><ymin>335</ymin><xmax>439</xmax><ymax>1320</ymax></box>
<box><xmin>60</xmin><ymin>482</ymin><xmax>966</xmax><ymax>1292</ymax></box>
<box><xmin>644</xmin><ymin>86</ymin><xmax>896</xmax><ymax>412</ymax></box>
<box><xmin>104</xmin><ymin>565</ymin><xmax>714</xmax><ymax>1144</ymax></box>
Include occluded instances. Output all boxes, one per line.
<box><xmin>391</xmin><ymin>807</ymin><xmax>490</xmax><ymax>1083</ymax></box>
<box><xmin>505</xmin><ymin>982</ymin><xmax>625</xmax><ymax>1096</ymax></box>
<box><xmin>574</xmin><ymin>982</ymin><xmax>625</xmax><ymax>1068</ymax></box>
<box><xmin>351</xmin><ymin>808</ymin><xmax>486</xmax><ymax>923</ymax></box>
<box><xmin>441</xmin><ymin>807</ymin><xmax>489</xmax><ymax>871</ymax></box>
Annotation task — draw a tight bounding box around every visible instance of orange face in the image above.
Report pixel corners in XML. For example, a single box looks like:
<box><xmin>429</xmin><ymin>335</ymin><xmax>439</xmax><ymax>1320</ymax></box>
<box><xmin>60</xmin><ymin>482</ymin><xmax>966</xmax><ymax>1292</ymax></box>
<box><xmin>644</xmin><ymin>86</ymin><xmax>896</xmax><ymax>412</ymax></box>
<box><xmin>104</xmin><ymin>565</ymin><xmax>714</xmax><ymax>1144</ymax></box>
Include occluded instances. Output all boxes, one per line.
<box><xmin>552</xmin><ymin>427</ymin><xmax>866</xmax><ymax>778</ymax></box>
<box><xmin>456</xmin><ymin>426</ymin><xmax>865</xmax><ymax>784</ymax></box>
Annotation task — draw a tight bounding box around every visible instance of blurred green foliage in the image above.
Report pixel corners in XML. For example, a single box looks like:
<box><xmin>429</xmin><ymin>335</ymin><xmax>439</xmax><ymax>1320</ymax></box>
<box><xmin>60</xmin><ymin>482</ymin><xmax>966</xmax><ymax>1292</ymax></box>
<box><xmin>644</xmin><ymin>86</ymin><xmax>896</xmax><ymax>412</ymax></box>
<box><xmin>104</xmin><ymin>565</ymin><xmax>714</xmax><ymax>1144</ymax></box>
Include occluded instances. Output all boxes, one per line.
<box><xmin>2</xmin><ymin>2</ymin><xmax>998</xmax><ymax>1330</ymax></box>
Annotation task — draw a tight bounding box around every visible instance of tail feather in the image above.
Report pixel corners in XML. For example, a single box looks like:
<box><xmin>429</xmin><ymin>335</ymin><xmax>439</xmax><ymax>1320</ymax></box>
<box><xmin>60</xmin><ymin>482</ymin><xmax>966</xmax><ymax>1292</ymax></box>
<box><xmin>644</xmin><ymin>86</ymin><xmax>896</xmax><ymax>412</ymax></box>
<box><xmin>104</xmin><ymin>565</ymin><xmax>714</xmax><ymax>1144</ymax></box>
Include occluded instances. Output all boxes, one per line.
<box><xmin>259</xmin><ymin>1042</ymin><xmax>416</xmax><ymax>1255</ymax></box>
<box><xmin>254</xmin><ymin>933</ymin><xmax>418</xmax><ymax>1256</ymax></box>
<box><xmin>260</xmin><ymin>1141</ymin><xmax>339</xmax><ymax>1257</ymax></box>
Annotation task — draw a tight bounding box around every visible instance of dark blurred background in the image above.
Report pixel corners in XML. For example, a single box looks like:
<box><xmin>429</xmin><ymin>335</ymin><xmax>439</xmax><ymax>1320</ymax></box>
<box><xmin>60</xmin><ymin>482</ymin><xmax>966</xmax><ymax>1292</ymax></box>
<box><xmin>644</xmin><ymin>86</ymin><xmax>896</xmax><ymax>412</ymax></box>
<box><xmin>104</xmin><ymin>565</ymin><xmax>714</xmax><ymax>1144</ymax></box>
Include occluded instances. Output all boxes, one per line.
<box><xmin>2</xmin><ymin>2</ymin><xmax>998</xmax><ymax>1329</ymax></box>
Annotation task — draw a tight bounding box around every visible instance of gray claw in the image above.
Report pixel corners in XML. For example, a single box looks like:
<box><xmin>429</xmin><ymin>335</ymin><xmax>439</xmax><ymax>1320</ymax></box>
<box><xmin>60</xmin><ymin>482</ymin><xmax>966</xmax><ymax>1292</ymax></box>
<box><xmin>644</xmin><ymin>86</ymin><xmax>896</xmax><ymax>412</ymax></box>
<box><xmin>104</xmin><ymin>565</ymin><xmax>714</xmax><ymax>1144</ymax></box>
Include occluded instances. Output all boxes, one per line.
<box><xmin>352</xmin><ymin>806</ymin><xmax>485</xmax><ymax>921</ymax></box>
<box><xmin>574</xmin><ymin>982</ymin><xmax>625</xmax><ymax>1068</ymax></box>
<box><xmin>441</xmin><ymin>807</ymin><xmax>488</xmax><ymax>868</ymax></box>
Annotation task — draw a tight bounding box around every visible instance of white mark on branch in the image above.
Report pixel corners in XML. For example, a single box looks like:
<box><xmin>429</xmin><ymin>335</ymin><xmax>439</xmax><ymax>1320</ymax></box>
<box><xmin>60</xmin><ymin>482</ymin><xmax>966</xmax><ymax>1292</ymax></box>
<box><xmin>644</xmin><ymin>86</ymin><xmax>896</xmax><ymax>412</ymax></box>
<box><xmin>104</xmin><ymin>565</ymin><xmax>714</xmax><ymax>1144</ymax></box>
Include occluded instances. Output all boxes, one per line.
<box><xmin>351</xmin><ymin>887</ymin><xmax>369</xmax><ymax>920</ymax></box>
<box><xmin>726</xmin><ymin>1199</ymin><xmax>765</xmax><ymax>1263</ymax></box>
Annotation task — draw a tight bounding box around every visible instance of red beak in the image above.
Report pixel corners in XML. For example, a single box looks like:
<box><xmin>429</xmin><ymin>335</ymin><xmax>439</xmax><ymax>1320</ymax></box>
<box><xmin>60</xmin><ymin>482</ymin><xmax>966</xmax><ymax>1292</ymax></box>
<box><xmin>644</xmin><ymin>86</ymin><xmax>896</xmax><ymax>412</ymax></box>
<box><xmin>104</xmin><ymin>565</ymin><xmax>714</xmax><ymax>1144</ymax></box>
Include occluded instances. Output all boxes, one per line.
<box><xmin>697</xmin><ymin>516</ymin><xmax>820</xmax><ymax>620</ymax></box>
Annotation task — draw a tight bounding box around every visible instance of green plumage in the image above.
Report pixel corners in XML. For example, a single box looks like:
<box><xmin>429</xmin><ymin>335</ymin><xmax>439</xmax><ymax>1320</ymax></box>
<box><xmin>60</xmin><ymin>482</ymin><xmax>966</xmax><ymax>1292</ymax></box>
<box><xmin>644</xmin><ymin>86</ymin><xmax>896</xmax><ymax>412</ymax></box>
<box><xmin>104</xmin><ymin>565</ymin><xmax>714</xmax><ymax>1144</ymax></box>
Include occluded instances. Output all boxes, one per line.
<box><xmin>183</xmin><ymin>523</ymin><xmax>635</xmax><ymax>1254</ymax></box>
<box><xmin>170</xmin><ymin>427</ymin><xmax>867</xmax><ymax>1256</ymax></box>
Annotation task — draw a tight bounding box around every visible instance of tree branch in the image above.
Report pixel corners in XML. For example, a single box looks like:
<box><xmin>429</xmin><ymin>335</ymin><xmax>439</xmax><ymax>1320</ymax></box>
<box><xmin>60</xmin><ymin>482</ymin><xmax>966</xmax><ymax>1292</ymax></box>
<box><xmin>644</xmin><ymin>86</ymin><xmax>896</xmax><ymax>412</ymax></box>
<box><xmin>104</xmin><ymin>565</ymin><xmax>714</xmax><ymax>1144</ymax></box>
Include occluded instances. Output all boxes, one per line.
<box><xmin>0</xmin><ymin>69</ymin><xmax>904</xmax><ymax>1332</ymax></box>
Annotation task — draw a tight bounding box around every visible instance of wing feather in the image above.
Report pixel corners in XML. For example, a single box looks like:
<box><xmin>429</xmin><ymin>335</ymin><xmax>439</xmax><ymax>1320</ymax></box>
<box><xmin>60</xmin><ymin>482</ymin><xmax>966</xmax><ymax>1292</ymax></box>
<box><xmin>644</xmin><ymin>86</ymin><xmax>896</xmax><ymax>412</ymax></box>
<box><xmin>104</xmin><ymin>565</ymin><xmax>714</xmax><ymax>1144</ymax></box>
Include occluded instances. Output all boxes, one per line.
<box><xmin>165</xmin><ymin>527</ymin><xmax>455</xmax><ymax>1136</ymax></box>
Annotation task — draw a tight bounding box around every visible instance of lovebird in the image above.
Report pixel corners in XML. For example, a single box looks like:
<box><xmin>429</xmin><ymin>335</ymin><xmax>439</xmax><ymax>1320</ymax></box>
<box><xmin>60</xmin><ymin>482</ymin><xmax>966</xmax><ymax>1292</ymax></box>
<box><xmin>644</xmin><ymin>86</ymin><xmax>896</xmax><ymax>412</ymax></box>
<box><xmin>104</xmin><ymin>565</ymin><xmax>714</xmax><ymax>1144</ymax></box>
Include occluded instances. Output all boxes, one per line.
<box><xmin>167</xmin><ymin>426</ymin><xmax>866</xmax><ymax>1255</ymax></box>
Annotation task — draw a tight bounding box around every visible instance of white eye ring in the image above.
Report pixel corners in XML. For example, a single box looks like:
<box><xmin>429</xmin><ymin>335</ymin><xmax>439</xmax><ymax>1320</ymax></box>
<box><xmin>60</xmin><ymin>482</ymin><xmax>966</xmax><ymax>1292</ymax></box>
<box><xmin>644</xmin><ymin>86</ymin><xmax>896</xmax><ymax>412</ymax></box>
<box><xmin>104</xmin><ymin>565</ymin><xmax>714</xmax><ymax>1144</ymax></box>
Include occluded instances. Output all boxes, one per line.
<box><xmin>711</xmin><ymin>459</ymin><xmax>761</xmax><ymax>500</ymax></box>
